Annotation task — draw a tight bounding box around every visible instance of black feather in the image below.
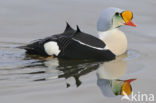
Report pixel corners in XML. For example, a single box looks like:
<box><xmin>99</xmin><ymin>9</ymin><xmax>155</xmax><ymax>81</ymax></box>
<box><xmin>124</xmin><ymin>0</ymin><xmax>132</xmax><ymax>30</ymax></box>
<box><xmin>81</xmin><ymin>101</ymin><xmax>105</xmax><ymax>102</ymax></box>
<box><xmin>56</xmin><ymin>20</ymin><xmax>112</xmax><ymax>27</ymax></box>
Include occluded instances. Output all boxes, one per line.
<box><xmin>76</xmin><ymin>25</ymin><xmax>81</xmax><ymax>33</ymax></box>
<box><xmin>64</xmin><ymin>22</ymin><xmax>74</xmax><ymax>33</ymax></box>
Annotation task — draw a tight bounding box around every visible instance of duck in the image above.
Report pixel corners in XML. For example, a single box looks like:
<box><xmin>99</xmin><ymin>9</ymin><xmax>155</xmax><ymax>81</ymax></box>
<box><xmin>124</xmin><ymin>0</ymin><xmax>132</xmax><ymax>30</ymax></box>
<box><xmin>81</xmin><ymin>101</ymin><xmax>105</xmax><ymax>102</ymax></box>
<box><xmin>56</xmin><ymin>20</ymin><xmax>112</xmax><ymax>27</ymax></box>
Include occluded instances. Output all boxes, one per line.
<box><xmin>19</xmin><ymin>7</ymin><xmax>136</xmax><ymax>60</ymax></box>
<box><xmin>19</xmin><ymin>23</ymin><xmax>115</xmax><ymax>61</ymax></box>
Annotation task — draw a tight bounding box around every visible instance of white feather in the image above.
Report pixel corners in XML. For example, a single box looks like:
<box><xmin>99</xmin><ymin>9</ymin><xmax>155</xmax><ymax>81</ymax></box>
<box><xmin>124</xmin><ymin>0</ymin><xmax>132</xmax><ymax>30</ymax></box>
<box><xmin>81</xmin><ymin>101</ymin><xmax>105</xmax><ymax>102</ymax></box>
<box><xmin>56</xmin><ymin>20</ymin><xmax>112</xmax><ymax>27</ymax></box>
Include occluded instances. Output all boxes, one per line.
<box><xmin>44</xmin><ymin>41</ymin><xmax>60</xmax><ymax>56</ymax></box>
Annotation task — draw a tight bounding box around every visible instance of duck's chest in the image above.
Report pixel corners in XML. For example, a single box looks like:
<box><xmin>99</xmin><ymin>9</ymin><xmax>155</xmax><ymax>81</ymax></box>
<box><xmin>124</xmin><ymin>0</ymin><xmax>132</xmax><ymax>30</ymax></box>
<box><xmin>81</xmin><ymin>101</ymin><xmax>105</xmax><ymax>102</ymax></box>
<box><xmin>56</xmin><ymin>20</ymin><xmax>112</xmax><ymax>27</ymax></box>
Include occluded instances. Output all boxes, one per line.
<box><xmin>98</xmin><ymin>29</ymin><xmax>127</xmax><ymax>56</ymax></box>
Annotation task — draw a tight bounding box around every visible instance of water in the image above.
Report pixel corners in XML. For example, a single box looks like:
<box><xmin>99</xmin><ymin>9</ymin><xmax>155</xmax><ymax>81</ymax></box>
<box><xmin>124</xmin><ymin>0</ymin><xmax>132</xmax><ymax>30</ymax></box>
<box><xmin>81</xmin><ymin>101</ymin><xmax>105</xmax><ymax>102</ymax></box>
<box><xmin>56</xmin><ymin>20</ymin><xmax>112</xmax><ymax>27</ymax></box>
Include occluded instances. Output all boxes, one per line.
<box><xmin>0</xmin><ymin>0</ymin><xmax>156</xmax><ymax>103</ymax></box>
<box><xmin>0</xmin><ymin>40</ymin><xmax>146</xmax><ymax>102</ymax></box>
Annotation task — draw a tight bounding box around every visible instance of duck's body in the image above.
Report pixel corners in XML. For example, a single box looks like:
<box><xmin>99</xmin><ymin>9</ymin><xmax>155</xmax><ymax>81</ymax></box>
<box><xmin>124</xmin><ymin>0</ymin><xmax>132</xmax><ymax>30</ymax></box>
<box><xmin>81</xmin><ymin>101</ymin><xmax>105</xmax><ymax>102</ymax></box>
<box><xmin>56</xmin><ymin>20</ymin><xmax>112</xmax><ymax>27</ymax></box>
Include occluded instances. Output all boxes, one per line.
<box><xmin>19</xmin><ymin>7</ymin><xmax>136</xmax><ymax>60</ymax></box>
<box><xmin>19</xmin><ymin>24</ymin><xmax>115</xmax><ymax>61</ymax></box>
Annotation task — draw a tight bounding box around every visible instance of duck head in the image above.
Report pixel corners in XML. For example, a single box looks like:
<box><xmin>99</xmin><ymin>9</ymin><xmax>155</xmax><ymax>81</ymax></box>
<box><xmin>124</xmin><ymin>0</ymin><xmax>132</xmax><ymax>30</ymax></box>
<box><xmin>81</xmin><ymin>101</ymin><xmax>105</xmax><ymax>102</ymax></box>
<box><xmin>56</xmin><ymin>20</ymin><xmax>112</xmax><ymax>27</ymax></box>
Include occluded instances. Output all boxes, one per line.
<box><xmin>97</xmin><ymin>7</ymin><xmax>136</xmax><ymax>32</ymax></box>
<box><xmin>111</xmin><ymin>78</ymin><xmax>136</xmax><ymax>96</ymax></box>
<box><xmin>97</xmin><ymin>78</ymin><xmax>136</xmax><ymax>97</ymax></box>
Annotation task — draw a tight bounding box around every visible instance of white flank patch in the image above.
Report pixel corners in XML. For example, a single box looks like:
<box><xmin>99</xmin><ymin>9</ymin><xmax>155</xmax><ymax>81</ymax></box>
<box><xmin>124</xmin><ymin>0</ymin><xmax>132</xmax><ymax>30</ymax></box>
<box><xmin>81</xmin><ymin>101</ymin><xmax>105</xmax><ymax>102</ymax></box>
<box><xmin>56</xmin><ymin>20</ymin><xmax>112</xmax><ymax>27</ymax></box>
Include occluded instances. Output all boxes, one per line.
<box><xmin>44</xmin><ymin>41</ymin><xmax>60</xmax><ymax>56</ymax></box>
<box><xmin>72</xmin><ymin>38</ymin><xmax>108</xmax><ymax>50</ymax></box>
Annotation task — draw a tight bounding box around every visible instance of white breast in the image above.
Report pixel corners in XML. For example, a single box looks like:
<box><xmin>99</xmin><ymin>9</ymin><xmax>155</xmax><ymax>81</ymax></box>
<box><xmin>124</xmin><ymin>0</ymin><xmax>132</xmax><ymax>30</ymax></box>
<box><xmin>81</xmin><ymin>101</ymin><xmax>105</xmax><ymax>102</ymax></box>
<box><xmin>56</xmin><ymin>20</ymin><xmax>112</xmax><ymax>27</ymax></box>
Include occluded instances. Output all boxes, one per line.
<box><xmin>98</xmin><ymin>28</ymin><xmax>127</xmax><ymax>56</ymax></box>
<box><xmin>44</xmin><ymin>41</ymin><xmax>60</xmax><ymax>56</ymax></box>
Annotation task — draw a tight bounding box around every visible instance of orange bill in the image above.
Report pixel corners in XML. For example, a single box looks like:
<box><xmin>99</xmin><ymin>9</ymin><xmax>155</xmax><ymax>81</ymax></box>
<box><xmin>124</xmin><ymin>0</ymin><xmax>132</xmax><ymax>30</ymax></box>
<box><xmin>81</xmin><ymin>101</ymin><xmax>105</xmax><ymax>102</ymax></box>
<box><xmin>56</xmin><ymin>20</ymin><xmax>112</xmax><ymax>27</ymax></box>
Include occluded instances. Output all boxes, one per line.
<box><xmin>121</xmin><ymin>78</ymin><xmax>136</xmax><ymax>95</ymax></box>
<box><xmin>121</xmin><ymin>10</ymin><xmax>136</xmax><ymax>27</ymax></box>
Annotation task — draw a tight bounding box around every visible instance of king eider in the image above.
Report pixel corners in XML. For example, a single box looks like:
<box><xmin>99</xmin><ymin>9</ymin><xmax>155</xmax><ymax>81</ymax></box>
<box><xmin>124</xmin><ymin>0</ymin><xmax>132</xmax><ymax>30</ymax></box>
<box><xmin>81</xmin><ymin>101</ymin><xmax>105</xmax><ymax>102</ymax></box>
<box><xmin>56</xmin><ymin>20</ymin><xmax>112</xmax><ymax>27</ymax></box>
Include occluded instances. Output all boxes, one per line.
<box><xmin>19</xmin><ymin>7</ymin><xmax>136</xmax><ymax>61</ymax></box>
<box><xmin>19</xmin><ymin>23</ymin><xmax>115</xmax><ymax>61</ymax></box>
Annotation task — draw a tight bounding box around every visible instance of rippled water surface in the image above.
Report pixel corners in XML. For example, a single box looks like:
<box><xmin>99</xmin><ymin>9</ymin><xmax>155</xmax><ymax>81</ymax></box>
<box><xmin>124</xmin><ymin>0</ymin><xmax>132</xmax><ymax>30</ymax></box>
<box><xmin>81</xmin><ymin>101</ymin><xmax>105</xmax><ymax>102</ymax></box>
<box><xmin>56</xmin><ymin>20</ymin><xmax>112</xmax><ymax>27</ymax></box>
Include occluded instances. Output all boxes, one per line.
<box><xmin>0</xmin><ymin>0</ymin><xmax>156</xmax><ymax>103</ymax></box>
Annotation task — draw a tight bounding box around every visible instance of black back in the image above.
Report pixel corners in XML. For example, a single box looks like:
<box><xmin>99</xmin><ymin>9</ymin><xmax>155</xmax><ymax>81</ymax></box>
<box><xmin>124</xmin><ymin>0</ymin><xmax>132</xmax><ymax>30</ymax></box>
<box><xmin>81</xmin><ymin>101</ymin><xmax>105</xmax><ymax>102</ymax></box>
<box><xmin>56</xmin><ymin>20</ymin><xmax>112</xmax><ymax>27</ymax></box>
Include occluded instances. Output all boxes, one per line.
<box><xmin>57</xmin><ymin>26</ymin><xmax>115</xmax><ymax>61</ymax></box>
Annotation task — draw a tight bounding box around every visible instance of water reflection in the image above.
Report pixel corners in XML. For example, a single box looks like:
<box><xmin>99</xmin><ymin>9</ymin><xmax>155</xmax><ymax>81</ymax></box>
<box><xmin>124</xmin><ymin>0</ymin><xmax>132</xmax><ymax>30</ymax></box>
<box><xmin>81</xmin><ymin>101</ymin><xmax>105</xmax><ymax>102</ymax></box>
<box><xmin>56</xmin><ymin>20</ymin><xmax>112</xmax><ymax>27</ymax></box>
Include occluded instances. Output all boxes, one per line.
<box><xmin>97</xmin><ymin>78</ymin><xmax>136</xmax><ymax>97</ymax></box>
<box><xmin>97</xmin><ymin>54</ymin><xmax>127</xmax><ymax>80</ymax></box>
<box><xmin>44</xmin><ymin>59</ymin><xmax>101</xmax><ymax>87</ymax></box>
<box><xmin>97</xmin><ymin>54</ymin><xmax>136</xmax><ymax>97</ymax></box>
<box><xmin>43</xmin><ymin>53</ymin><xmax>136</xmax><ymax>96</ymax></box>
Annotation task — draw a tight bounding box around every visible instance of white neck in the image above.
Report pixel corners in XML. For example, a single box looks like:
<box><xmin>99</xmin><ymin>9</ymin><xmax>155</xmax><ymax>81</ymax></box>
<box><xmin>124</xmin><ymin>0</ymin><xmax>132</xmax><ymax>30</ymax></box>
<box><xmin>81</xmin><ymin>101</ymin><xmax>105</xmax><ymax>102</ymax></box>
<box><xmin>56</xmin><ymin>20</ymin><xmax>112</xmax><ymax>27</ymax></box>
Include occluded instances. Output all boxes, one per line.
<box><xmin>98</xmin><ymin>28</ymin><xmax>127</xmax><ymax>56</ymax></box>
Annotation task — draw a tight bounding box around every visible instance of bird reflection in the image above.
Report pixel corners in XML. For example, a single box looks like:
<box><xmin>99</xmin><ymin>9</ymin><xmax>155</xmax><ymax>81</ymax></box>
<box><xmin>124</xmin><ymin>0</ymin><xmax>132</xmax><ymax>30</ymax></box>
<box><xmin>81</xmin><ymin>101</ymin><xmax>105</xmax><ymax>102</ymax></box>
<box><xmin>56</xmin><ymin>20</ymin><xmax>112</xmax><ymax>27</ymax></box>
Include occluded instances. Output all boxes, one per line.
<box><xmin>97</xmin><ymin>53</ymin><xmax>137</xmax><ymax>97</ymax></box>
<box><xmin>44</xmin><ymin>59</ymin><xmax>101</xmax><ymax>87</ymax></box>
<box><xmin>26</xmin><ymin>52</ymin><xmax>136</xmax><ymax>96</ymax></box>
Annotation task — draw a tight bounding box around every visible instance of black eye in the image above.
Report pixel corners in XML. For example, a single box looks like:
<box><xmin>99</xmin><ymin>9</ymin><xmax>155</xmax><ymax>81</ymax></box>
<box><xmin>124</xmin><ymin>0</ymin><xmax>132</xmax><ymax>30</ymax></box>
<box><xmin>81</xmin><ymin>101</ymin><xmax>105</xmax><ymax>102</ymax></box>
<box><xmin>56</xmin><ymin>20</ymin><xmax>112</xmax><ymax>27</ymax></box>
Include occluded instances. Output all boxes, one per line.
<box><xmin>115</xmin><ymin>12</ymin><xmax>120</xmax><ymax>16</ymax></box>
